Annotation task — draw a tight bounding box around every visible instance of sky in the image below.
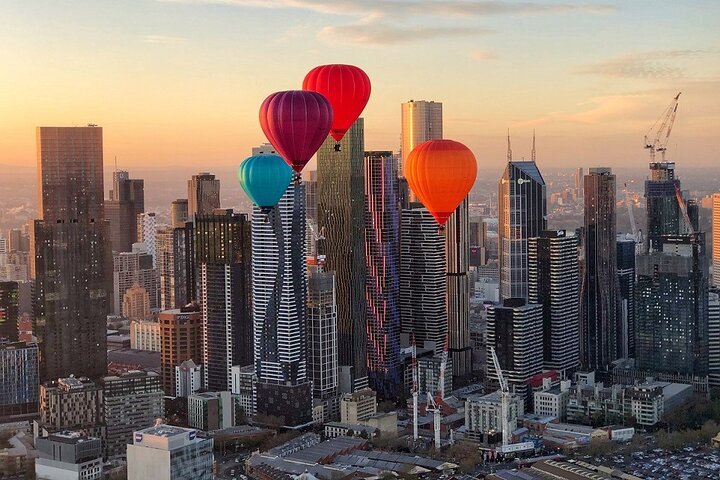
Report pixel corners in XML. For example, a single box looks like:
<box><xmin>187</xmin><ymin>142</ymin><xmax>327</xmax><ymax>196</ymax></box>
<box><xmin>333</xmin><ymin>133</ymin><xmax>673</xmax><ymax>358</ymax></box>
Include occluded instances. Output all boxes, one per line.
<box><xmin>0</xmin><ymin>0</ymin><xmax>718</xmax><ymax>172</ymax></box>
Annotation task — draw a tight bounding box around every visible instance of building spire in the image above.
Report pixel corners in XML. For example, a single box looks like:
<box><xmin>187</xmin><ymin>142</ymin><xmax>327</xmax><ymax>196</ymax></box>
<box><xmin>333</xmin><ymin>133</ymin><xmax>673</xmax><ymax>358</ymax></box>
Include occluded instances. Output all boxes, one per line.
<box><xmin>531</xmin><ymin>129</ymin><xmax>536</xmax><ymax>162</ymax></box>
<box><xmin>506</xmin><ymin>129</ymin><xmax>513</xmax><ymax>162</ymax></box>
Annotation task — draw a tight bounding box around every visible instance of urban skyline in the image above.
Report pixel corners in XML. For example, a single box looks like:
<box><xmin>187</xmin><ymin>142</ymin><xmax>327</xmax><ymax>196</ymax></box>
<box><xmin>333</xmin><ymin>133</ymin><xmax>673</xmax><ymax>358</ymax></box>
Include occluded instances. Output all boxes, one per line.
<box><xmin>2</xmin><ymin>2</ymin><xmax>719</xmax><ymax>171</ymax></box>
<box><xmin>1</xmin><ymin>3</ymin><xmax>720</xmax><ymax>476</ymax></box>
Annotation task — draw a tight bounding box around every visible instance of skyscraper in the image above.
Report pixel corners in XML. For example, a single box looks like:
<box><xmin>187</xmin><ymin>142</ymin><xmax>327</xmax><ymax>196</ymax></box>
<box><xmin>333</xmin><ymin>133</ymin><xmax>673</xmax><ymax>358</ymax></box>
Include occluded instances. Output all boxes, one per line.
<box><xmin>156</xmin><ymin>225</ymin><xmax>189</xmax><ymax>311</ymax></box>
<box><xmin>307</xmin><ymin>268</ymin><xmax>339</xmax><ymax>420</ymax></box>
<box><xmin>137</xmin><ymin>212</ymin><xmax>158</xmax><ymax>267</ymax></box>
<box><xmin>400</xmin><ymin>100</ymin><xmax>442</xmax><ymax>178</ymax></box>
<box><xmin>0</xmin><ymin>341</ymin><xmax>39</xmax><ymax>422</ymax></box>
<box><xmin>171</xmin><ymin>199</ymin><xmax>189</xmax><ymax>229</ymax></box>
<box><xmin>0</xmin><ymin>281</ymin><xmax>19</xmax><ymax>342</ymax></box>
<box><xmin>446</xmin><ymin>198</ymin><xmax>472</xmax><ymax>377</ymax></box>
<box><xmin>636</xmin><ymin>234</ymin><xmax>708</xmax><ymax>375</ymax></box>
<box><xmin>317</xmin><ymin>119</ymin><xmax>367</xmax><ymax>390</ymax></box>
<box><xmin>400</xmin><ymin>208</ymin><xmax>446</xmax><ymax>355</ymax></box>
<box><xmin>188</xmin><ymin>173</ymin><xmax>220</xmax><ymax>218</ymax></box>
<box><xmin>253</xmin><ymin>180</ymin><xmax>312</xmax><ymax>427</ymax></box>
<box><xmin>106</xmin><ymin>170</ymin><xmax>144</xmax><ymax>253</ymax></box>
<box><xmin>713</xmin><ymin>193</ymin><xmax>720</xmax><ymax>288</ymax></box>
<box><xmin>528</xmin><ymin>230</ymin><xmax>580</xmax><ymax>376</ymax></box>
<box><xmin>363</xmin><ymin>151</ymin><xmax>401</xmax><ymax>399</ymax></box>
<box><xmin>32</xmin><ymin>125</ymin><xmax>111</xmax><ymax>381</ymax></box>
<box><xmin>195</xmin><ymin>209</ymin><xmax>252</xmax><ymax>391</ymax></box>
<box><xmin>498</xmin><ymin>161</ymin><xmax>547</xmax><ymax>300</ymax></box>
<box><xmin>486</xmin><ymin>299</ymin><xmax>543</xmax><ymax>406</ymax></box>
<box><xmin>645</xmin><ymin>162</ymin><xmax>680</xmax><ymax>253</ymax></box>
<box><xmin>617</xmin><ymin>236</ymin><xmax>636</xmax><ymax>359</ymax></box>
<box><xmin>582</xmin><ymin>167</ymin><xmax>619</xmax><ymax>370</ymax></box>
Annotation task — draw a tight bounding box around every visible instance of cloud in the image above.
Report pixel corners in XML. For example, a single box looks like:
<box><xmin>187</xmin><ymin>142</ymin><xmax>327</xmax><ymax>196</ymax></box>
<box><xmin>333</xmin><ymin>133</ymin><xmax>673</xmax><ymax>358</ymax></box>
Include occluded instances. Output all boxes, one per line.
<box><xmin>159</xmin><ymin>0</ymin><xmax>614</xmax><ymax>18</ymax></box>
<box><xmin>143</xmin><ymin>34</ymin><xmax>186</xmax><ymax>44</ymax></box>
<box><xmin>511</xmin><ymin>94</ymin><xmax>646</xmax><ymax>128</ymax></box>
<box><xmin>577</xmin><ymin>50</ymin><xmax>706</xmax><ymax>80</ymax></box>
<box><xmin>469</xmin><ymin>49</ymin><xmax>498</xmax><ymax>61</ymax></box>
<box><xmin>319</xmin><ymin>22</ymin><xmax>492</xmax><ymax>45</ymax></box>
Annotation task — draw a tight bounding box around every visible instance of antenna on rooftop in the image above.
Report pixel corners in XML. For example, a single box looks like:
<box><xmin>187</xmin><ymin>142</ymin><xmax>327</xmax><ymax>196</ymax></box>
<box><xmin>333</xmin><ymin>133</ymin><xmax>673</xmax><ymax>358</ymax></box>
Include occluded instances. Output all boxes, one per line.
<box><xmin>531</xmin><ymin>129</ymin><xmax>537</xmax><ymax>162</ymax></box>
<box><xmin>506</xmin><ymin>129</ymin><xmax>513</xmax><ymax>162</ymax></box>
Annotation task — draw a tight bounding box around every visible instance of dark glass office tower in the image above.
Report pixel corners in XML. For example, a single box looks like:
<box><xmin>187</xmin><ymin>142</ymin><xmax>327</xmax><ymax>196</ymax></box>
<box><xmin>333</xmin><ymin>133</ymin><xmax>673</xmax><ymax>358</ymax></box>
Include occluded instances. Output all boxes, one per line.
<box><xmin>363</xmin><ymin>151</ymin><xmax>401</xmax><ymax>399</ymax></box>
<box><xmin>317</xmin><ymin>119</ymin><xmax>367</xmax><ymax>390</ymax></box>
<box><xmin>0</xmin><ymin>282</ymin><xmax>19</xmax><ymax>342</ymax></box>
<box><xmin>188</xmin><ymin>173</ymin><xmax>220</xmax><ymax>218</ymax></box>
<box><xmin>528</xmin><ymin>230</ymin><xmax>580</xmax><ymax>376</ymax></box>
<box><xmin>194</xmin><ymin>209</ymin><xmax>252</xmax><ymax>391</ymax></box>
<box><xmin>253</xmin><ymin>180</ymin><xmax>312</xmax><ymax>427</ymax></box>
<box><xmin>105</xmin><ymin>170</ymin><xmax>144</xmax><ymax>253</ymax></box>
<box><xmin>498</xmin><ymin>161</ymin><xmax>547</xmax><ymax>301</ymax></box>
<box><xmin>645</xmin><ymin>162</ymin><xmax>680</xmax><ymax>253</ymax></box>
<box><xmin>581</xmin><ymin>168</ymin><xmax>619</xmax><ymax>371</ymax></box>
<box><xmin>636</xmin><ymin>234</ymin><xmax>708</xmax><ymax>375</ymax></box>
<box><xmin>32</xmin><ymin>126</ymin><xmax>112</xmax><ymax>381</ymax></box>
<box><xmin>617</xmin><ymin>237</ymin><xmax>636</xmax><ymax>359</ymax></box>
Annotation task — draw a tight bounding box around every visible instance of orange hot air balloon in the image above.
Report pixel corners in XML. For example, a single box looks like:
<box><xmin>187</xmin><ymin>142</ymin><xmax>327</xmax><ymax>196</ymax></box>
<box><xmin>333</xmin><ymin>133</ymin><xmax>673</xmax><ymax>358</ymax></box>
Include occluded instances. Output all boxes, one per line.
<box><xmin>405</xmin><ymin>139</ymin><xmax>477</xmax><ymax>226</ymax></box>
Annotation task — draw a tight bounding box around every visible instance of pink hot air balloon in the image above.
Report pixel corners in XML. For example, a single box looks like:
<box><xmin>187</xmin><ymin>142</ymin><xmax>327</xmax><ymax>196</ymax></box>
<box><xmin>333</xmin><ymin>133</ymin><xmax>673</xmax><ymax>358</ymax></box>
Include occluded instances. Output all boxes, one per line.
<box><xmin>259</xmin><ymin>90</ymin><xmax>333</xmax><ymax>174</ymax></box>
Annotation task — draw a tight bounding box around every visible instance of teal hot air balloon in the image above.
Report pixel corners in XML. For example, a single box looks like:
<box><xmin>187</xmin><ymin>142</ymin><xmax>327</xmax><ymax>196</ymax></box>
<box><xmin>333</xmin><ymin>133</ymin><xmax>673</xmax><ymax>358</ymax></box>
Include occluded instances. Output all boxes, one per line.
<box><xmin>237</xmin><ymin>154</ymin><xmax>294</xmax><ymax>213</ymax></box>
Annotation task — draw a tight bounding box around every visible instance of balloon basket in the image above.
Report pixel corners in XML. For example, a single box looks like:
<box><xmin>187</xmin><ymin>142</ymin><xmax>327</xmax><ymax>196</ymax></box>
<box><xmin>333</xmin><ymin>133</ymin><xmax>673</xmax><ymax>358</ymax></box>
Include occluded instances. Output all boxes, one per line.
<box><xmin>438</xmin><ymin>225</ymin><xmax>446</xmax><ymax>235</ymax></box>
<box><xmin>334</xmin><ymin>143</ymin><xmax>341</xmax><ymax>152</ymax></box>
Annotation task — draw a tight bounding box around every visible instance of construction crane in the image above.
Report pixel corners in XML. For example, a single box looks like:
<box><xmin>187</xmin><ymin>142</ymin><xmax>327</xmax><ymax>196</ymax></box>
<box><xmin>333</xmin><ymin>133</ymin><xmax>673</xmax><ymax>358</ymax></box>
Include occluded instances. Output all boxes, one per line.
<box><xmin>489</xmin><ymin>346</ymin><xmax>511</xmax><ymax>447</ymax></box>
<box><xmin>438</xmin><ymin>336</ymin><xmax>449</xmax><ymax>400</ymax></box>
<box><xmin>644</xmin><ymin>92</ymin><xmax>681</xmax><ymax>162</ymax></box>
<box><xmin>411</xmin><ymin>335</ymin><xmax>419</xmax><ymax>441</ymax></box>
<box><xmin>675</xmin><ymin>184</ymin><xmax>695</xmax><ymax>235</ymax></box>
<box><xmin>624</xmin><ymin>183</ymin><xmax>644</xmax><ymax>254</ymax></box>
<box><xmin>426</xmin><ymin>392</ymin><xmax>441</xmax><ymax>449</ymax></box>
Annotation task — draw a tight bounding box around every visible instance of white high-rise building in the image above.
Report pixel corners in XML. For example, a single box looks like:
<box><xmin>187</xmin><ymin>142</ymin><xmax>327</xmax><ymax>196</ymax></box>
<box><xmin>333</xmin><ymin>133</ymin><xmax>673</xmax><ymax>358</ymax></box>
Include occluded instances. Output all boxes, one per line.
<box><xmin>252</xmin><ymin>178</ymin><xmax>313</xmax><ymax>427</ymax></box>
<box><xmin>528</xmin><ymin>230</ymin><xmax>580</xmax><ymax>376</ymax></box>
<box><xmin>400</xmin><ymin>100</ymin><xmax>442</xmax><ymax>178</ymax></box>
<box><xmin>176</xmin><ymin>359</ymin><xmax>203</xmax><ymax>397</ymax></box>
<box><xmin>137</xmin><ymin>213</ymin><xmax>158</xmax><ymax>267</ymax></box>
<box><xmin>400</xmin><ymin>208</ymin><xmax>447</xmax><ymax>354</ymax></box>
<box><xmin>713</xmin><ymin>193</ymin><xmax>720</xmax><ymax>288</ymax></box>
<box><xmin>126</xmin><ymin>425</ymin><xmax>213</xmax><ymax>480</ymax></box>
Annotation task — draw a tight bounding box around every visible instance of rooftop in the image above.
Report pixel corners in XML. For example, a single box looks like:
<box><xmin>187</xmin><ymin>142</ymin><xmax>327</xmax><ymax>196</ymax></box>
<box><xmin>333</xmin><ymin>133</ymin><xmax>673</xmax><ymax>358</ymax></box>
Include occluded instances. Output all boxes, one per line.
<box><xmin>138</xmin><ymin>424</ymin><xmax>195</xmax><ymax>438</ymax></box>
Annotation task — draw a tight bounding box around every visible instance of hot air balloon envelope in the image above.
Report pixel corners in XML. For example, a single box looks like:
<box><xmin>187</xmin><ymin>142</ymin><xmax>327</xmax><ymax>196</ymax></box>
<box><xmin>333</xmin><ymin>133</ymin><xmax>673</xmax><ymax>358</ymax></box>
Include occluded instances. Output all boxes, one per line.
<box><xmin>237</xmin><ymin>154</ymin><xmax>294</xmax><ymax>210</ymax></box>
<box><xmin>259</xmin><ymin>90</ymin><xmax>333</xmax><ymax>173</ymax></box>
<box><xmin>405</xmin><ymin>139</ymin><xmax>477</xmax><ymax>226</ymax></box>
<box><xmin>303</xmin><ymin>64</ymin><xmax>371</xmax><ymax>142</ymax></box>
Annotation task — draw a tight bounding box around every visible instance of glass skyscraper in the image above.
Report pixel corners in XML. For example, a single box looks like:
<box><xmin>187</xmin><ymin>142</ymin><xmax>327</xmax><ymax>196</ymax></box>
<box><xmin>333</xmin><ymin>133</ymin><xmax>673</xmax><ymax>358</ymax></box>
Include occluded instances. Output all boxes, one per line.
<box><xmin>446</xmin><ymin>198</ymin><xmax>472</xmax><ymax>377</ymax></box>
<box><xmin>363</xmin><ymin>151</ymin><xmax>401</xmax><ymax>399</ymax></box>
<box><xmin>317</xmin><ymin>119</ymin><xmax>367</xmax><ymax>391</ymax></box>
<box><xmin>187</xmin><ymin>173</ymin><xmax>220</xmax><ymax>219</ymax></box>
<box><xmin>617</xmin><ymin>236</ymin><xmax>636</xmax><ymax>359</ymax></box>
<box><xmin>498</xmin><ymin>161</ymin><xmax>547</xmax><ymax>301</ymax></box>
<box><xmin>582</xmin><ymin>168</ymin><xmax>619</xmax><ymax>371</ymax></box>
<box><xmin>645</xmin><ymin>162</ymin><xmax>680</xmax><ymax>253</ymax></box>
<box><xmin>636</xmin><ymin>234</ymin><xmax>708</xmax><ymax>375</ymax></box>
<box><xmin>32</xmin><ymin>125</ymin><xmax>112</xmax><ymax>381</ymax></box>
<box><xmin>195</xmin><ymin>209</ymin><xmax>252</xmax><ymax>391</ymax></box>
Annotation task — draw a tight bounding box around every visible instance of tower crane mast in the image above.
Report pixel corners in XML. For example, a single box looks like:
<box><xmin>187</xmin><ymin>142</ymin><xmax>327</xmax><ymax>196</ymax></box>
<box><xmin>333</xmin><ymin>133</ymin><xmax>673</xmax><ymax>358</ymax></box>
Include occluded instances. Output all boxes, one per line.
<box><xmin>490</xmin><ymin>346</ymin><xmax>511</xmax><ymax>447</ymax></box>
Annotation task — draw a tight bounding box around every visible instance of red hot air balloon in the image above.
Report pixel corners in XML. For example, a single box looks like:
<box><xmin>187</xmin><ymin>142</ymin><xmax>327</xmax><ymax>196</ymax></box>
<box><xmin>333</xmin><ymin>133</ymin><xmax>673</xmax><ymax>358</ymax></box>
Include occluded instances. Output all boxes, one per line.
<box><xmin>302</xmin><ymin>64</ymin><xmax>371</xmax><ymax>142</ymax></box>
<box><xmin>259</xmin><ymin>90</ymin><xmax>333</xmax><ymax>174</ymax></box>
